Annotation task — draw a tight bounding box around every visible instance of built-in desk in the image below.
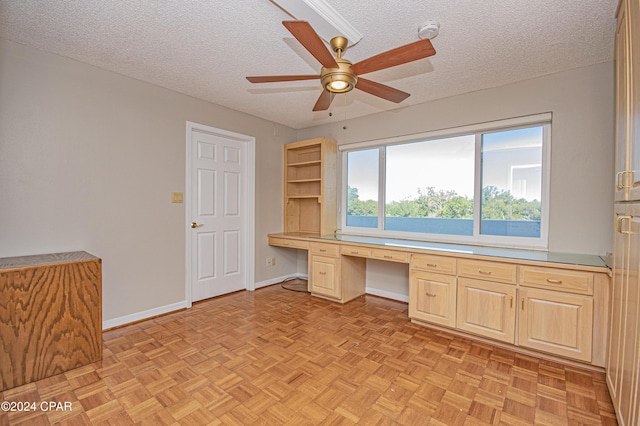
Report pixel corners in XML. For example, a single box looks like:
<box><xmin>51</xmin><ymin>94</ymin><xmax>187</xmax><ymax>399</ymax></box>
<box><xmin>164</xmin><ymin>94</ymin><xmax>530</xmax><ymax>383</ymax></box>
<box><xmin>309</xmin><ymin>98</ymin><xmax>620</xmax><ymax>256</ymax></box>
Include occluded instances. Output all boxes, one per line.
<box><xmin>269</xmin><ymin>232</ymin><xmax>610</xmax><ymax>368</ymax></box>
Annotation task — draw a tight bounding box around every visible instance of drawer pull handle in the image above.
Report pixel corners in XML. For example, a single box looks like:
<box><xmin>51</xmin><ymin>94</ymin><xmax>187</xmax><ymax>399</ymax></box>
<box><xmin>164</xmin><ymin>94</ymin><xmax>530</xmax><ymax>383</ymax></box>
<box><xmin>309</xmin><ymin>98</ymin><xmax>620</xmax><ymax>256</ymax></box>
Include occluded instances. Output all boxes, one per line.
<box><xmin>546</xmin><ymin>278</ymin><xmax>563</xmax><ymax>284</ymax></box>
<box><xmin>426</xmin><ymin>263</ymin><xmax>438</xmax><ymax>267</ymax></box>
<box><xmin>319</xmin><ymin>249</ymin><xmax>326</xmax><ymax>252</ymax></box>
<box><xmin>426</xmin><ymin>292</ymin><xmax>437</xmax><ymax>297</ymax></box>
<box><xmin>384</xmin><ymin>255</ymin><xmax>393</xmax><ymax>259</ymax></box>
<box><xmin>318</xmin><ymin>271</ymin><xmax>326</xmax><ymax>275</ymax></box>
<box><xmin>522</xmin><ymin>298</ymin><xmax>525</xmax><ymax>311</ymax></box>
<box><xmin>478</xmin><ymin>269</ymin><xmax>492</xmax><ymax>275</ymax></box>
<box><xmin>351</xmin><ymin>251</ymin><xmax>358</xmax><ymax>254</ymax></box>
<box><xmin>510</xmin><ymin>296</ymin><xmax>513</xmax><ymax>308</ymax></box>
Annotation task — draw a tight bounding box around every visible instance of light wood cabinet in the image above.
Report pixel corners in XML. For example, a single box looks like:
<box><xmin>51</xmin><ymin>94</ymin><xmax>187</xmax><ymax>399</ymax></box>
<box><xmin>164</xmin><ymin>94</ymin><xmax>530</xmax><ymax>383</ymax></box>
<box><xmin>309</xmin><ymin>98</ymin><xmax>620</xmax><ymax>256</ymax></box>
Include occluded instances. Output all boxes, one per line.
<box><xmin>409</xmin><ymin>254</ymin><xmax>457</xmax><ymax>327</ymax></box>
<box><xmin>270</xmin><ymin>233</ymin><xmax>609</xmax><ymax>367</ymax></box>
<box><xmin>309</xmin><ymin>243</ymin><xmax>366</xmax><ymax>303</ymax></box>
<box><xmin>410</xmin><ymin>271</ymin><xmax>457</xmax><ymax>327</ymax></box>
<box><xmin>456</xmin><ymin>278</ymin><xmax>516</xmax><ymax>344</ymax></box>
<box><xmin>519</xmin><ymin>288</ymin><xmax>593</xmax><ymax>362</ymax></box>
<box><xmin>608</xmin><ymin>204</ymin><xmax>640</xmax><ymax>426</ymax></box>
<box><xmin>608</xmin><ymin>0</ymin><xmax>640</xmax><ymax>423</ymax></box>
<box><xmin>614</xmin><ymin>0</ymin><xmax>640</xmax><ymax>202</ymax></box>
<box><xmin>284</xmin><ymin>138</ymin><xmax>337</xmax><ymax>235</ymax></box>
<box><xmin>310</xmin><ymin>255</ymin><xmax>340</xmax><ymax>299</ymax></box>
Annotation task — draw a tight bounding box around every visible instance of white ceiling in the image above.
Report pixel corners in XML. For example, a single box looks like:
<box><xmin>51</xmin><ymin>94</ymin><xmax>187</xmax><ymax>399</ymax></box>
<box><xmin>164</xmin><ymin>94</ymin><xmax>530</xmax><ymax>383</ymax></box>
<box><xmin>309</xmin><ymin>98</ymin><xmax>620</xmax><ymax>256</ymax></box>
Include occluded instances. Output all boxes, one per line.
<box><xmin>0</xmin><ymin>0</ymin><xmax>618</xmax><ymax>130</ymax></box>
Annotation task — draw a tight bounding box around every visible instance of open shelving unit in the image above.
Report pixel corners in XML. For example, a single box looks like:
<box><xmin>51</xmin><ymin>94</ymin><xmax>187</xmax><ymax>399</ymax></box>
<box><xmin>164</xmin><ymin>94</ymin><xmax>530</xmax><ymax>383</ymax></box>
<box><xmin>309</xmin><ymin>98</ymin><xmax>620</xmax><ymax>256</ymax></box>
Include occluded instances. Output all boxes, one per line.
<box><xmin>284</xmin><ymin>137</ymin><xmax>337</xmax><ymax>235</ymax></box>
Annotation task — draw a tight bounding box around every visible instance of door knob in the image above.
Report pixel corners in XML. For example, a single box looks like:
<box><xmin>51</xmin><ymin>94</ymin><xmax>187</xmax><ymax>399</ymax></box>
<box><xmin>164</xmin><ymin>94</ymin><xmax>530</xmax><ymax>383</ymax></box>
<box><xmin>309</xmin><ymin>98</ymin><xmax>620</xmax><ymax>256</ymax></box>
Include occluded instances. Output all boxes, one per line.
<box><xmin>191</xmin><ymin>222</ymin><xmax>204</xmax><ymax>228</ymax></box>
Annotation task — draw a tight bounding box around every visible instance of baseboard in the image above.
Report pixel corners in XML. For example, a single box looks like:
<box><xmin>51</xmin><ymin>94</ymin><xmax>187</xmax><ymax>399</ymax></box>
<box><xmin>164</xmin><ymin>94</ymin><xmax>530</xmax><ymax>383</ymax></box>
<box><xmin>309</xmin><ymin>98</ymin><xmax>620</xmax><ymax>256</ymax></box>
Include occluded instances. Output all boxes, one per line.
<box><xmin>103</xmin><ymin>275</ymin><xmax>311</xmax><ymax>330</ymax></box>
<box><xmin>254</xmin><ymin>273</ymin><xmax>308</xmax><ymax>289</ymax></box>
<box><xmin>102</xmin><ymin>300</ymin><xmax>188</xmax><ymax>330</ymax></box>
<box><xmin>365</xmin><ymin>287</ymin><xmax>409</xmax><ymax>303</ymax></box>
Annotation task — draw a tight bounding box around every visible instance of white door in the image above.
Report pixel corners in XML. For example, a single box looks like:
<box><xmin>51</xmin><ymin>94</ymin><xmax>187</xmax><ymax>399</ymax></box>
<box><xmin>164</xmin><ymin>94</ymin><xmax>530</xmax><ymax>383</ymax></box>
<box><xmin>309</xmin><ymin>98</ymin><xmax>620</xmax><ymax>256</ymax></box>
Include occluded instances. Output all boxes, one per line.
<box><xmin>189</xmin><ymin>126</ymin><xmax>249</xmax><ymax>302</ymax></box>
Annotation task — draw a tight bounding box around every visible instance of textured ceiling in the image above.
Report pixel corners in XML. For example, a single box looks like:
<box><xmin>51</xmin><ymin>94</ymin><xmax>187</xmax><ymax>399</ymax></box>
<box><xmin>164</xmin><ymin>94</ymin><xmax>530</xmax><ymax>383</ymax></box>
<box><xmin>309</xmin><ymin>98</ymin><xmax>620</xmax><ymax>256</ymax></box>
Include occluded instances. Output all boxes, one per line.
<box><xmin>0</xmin><ymin>0</ymin><xmax>618</xmax><ymax>129</ymax></box>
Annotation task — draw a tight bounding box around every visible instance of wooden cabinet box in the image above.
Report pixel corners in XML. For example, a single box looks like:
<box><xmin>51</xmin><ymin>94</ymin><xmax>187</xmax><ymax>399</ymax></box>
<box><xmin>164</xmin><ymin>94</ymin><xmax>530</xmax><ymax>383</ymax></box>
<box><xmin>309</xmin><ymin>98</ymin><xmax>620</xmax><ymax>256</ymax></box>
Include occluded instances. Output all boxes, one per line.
<box><xmin>0</xmin><ymin>252</ymin><xmax>102</xmax><ymax>391</ymax></box>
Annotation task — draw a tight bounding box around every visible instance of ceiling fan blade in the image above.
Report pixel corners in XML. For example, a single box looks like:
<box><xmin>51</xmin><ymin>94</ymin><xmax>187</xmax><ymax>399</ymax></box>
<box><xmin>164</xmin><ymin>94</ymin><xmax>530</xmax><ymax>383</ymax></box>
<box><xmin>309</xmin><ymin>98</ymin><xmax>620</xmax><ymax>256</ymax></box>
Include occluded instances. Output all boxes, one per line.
<box><xmin>351</xmin><ymin>39</ymin><xmax>435</xmax><ymax>75</ymax></box>
<box><xmin>283</xmin><ymin>21</ymin><xmax>339</xmax><ymax>69</ymax></box>
<box><xmin>312</xmin><ymin>90</ymin><xmax>335</xmax><ymax>111</ymax></box>
<box><xmin>355</xmin><ymin>78</ymin><xmax>410</xmax><ymax>103</ymax></box>
<box><xmin>246</xmin><ymin>75</ymin><xmax>319</xmax><ymax>83</ymax></box>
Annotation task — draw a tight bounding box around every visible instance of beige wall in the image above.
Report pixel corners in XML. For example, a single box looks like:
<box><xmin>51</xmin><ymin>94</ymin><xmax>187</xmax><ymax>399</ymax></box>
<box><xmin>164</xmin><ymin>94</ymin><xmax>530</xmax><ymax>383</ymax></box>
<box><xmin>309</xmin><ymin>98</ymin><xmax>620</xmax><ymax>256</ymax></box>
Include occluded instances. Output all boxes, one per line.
<box><xmin>298</xmin><ymin>61</ymin><xmax>615</xmax><ymax>256</ymax></box>
<box><xmin>297</xmin><ymin>62</ymin><xmax>614</xmax><ymax>298</ymax></box>
<box><xmin>0</xmin><ymin>39</ymin><xmax>296</xmax><ymax>324</ymax></box>
<box><xmin>0</xmin><ymin>38</ymin><xmax>615</xmax><ymax>317</ymax></box>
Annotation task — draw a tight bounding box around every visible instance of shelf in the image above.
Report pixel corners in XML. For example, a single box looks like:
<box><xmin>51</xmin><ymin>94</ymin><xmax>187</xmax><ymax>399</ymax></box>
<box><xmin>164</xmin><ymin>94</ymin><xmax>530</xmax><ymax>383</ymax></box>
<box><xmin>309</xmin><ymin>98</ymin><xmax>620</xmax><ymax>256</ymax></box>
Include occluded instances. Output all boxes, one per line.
<box><xmin>288</xmin><ymin>160</ymin><xmax>322</xmax><ymax>167</ymax></box>
<box><xmin>287</xmin><ymin>195</ymin><xmax>320</xmax><ymax>199</ymax></box>
<box><xmin>288</xmin><ymin>178</ymin><xmax>322</xmax><ymax>183</ymax></box>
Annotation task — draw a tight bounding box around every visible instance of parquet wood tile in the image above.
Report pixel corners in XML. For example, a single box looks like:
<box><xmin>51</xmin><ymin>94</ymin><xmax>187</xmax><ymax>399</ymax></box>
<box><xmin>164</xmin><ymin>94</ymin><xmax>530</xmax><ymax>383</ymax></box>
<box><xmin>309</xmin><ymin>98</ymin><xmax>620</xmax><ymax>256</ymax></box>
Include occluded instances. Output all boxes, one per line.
<box><xmin>1</xmin><ymin>282</ymin><xmax>617</xmax><ymax>425</ymax></box>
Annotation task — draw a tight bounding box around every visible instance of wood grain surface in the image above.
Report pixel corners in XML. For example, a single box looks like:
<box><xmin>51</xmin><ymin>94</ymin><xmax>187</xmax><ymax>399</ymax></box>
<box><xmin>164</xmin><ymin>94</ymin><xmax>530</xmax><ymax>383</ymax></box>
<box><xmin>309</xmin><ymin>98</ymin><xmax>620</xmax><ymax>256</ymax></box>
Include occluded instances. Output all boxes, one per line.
<box><xmin>0</xmin><ymin>252</ymin><xmax>102</xmax><ymax>391</ymax></box>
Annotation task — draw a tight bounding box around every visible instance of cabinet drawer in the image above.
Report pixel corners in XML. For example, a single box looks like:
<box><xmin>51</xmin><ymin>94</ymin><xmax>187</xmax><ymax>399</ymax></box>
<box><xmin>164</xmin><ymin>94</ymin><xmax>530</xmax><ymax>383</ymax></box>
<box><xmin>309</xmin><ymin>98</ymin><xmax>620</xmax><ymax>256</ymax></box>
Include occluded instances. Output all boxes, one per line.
<box><xmin>341</xmin><ymin>245</ymin><xmax>372</xmax><ymax>258</ymax></box>
<box><xmin>310</xmin><ymin>242</ymin><xmax>339</xmax><ymax>258</ymax></box>
<box><xmin>519</xmin><ymin>266</ymin><xmax>593</xmax><ymax>295</ymax></box>
<box><xmin>411</xmin><ymin>254</ymin><xmax>456</xmax><ymax>275</ymax></box>
<box><xmin>269</xmin><ymin>237</ymin><xmax>309</xmax><ymax>250</ymax></box>
<box><xmin>371</xmin><ymin>249</ymin><xmax>409</xmax><ymax>263</ymax></box>
<box><xmin>458</xmin><ymin>259</ymin><xmax>517</xmax><ymax>284</ymax></box>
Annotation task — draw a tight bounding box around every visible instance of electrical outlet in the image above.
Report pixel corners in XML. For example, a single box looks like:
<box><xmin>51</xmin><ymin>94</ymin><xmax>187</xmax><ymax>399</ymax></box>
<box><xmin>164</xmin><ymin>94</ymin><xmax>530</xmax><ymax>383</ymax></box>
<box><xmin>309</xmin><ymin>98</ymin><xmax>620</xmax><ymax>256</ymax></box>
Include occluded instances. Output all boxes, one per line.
<box><xmin>266</xmin><ymin>257</ymin><xmax>276</xmax><ymax>267</ymax></box>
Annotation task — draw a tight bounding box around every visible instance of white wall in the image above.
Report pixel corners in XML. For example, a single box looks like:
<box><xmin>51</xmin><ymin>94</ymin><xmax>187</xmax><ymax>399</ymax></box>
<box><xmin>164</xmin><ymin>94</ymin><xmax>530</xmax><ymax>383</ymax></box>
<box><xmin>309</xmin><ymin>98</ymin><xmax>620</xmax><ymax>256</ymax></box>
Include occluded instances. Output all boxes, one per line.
<box><xmin>297</xmin><ymin>62</ymin><xmax>615</xmax><ymax>298</ymax></box>
<box><xmin>0</xmin><ymin>39</ymin><xmax>297</xmax><ymax>325</ymax></box>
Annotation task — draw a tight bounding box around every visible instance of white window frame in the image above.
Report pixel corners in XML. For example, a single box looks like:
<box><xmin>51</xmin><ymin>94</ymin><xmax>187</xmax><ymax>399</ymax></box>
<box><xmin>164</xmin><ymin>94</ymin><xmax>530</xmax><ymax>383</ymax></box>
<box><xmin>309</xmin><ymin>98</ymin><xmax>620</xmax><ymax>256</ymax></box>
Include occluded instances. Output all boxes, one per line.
<box><xmin>338</xmin><ymin>113</ymin><xmax>552</xmax><ymax>250</ymax></box>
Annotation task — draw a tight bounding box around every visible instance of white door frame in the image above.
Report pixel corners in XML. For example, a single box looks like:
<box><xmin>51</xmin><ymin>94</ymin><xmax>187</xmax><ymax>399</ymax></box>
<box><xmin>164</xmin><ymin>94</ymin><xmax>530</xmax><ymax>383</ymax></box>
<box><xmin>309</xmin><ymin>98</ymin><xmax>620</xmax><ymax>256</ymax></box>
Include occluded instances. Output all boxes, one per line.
<box><xmin>185</xmin><ymin>121</ymin><xmax>256</xmax><ymax>307</ymax></box>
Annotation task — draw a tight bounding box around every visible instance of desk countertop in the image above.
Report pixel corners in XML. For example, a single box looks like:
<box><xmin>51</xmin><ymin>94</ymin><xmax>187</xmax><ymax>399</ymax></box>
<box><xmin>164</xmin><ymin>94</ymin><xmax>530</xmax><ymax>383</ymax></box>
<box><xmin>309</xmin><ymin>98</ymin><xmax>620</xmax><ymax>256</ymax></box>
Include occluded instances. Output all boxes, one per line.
<box><xmin>269</xmin><ymin>232</ymin><xmax>608</xmax><ymax>271</ymax></box>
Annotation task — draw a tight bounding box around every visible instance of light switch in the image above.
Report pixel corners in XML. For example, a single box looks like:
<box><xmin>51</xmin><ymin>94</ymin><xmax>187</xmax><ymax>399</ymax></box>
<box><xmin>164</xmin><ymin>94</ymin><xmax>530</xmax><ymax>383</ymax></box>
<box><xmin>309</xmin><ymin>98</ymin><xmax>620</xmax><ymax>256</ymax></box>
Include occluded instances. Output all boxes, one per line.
<box><xmin>171</xmin><ymin>192</ymin><xmax>183</xmax><ymax>203</ymax></box>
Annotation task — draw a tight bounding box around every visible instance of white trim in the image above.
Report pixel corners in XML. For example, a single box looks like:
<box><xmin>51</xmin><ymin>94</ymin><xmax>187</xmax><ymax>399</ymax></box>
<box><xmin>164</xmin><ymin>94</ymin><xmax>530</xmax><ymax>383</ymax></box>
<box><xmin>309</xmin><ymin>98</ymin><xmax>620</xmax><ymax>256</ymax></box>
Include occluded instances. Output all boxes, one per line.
<box><xmin>271</xmin><ymin>0</ymin><xmax>363</xmax><ymax>47</ymax></box>
<box><xmin>185</xmin><ymin>122</ymin><xmax>256</xmax><ymax>307</ymax></box>
<box><xmin>254</xmin><ymin>273</ymin><xmax>309</xmax><ymax>290</ymax></box>
<box><xmin>103</xmin><ymin>301</ymin><xmax>188</xmax><ymax>330</ymax></box>
<box><xmin>365</xmin><ymin>287</ymin><xmax>409</xmax><ymax>303</ymax></box>
<box><xmin>338</xmin><ymin>113</ymin><xmax>553</xmax><ymax>151</ymax></box>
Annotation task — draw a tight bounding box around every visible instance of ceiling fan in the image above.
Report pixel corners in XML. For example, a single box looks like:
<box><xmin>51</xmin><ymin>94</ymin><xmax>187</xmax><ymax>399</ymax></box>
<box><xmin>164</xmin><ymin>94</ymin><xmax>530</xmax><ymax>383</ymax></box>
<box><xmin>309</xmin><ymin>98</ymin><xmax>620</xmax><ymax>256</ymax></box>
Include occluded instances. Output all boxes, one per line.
<box><xmin>246</xmin><ymin>20</ymin><xmax>436</xmax><ymax>112</ymax></box>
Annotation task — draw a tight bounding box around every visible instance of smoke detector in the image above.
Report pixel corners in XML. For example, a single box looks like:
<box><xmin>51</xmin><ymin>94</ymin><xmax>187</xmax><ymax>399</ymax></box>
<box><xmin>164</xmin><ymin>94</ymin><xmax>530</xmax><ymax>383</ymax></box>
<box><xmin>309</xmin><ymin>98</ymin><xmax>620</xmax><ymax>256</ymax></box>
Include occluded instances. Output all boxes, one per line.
<box><xmin>418</xmin><ymin>20</ymin><xmax>440</xmax><ymax>40</ymax></box>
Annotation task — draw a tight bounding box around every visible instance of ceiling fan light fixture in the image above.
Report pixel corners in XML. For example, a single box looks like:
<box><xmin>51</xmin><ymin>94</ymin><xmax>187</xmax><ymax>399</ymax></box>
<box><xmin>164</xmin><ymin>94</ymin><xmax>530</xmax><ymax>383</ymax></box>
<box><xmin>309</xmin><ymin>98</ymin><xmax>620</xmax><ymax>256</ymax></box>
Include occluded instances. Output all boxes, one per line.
<box><xmin>323</xmin><ymin>72</ymin><xmax>356</xmax><ymax>93</ymax></box>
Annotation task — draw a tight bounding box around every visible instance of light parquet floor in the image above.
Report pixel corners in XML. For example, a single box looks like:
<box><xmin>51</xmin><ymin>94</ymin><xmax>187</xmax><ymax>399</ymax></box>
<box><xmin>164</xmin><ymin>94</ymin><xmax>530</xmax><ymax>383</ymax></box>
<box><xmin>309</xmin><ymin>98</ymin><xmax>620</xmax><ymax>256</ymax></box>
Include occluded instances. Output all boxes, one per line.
<box><xmin>1</xmin><ymin>281</ymin><xmax>617</xmax><ymax>425</ymax></box>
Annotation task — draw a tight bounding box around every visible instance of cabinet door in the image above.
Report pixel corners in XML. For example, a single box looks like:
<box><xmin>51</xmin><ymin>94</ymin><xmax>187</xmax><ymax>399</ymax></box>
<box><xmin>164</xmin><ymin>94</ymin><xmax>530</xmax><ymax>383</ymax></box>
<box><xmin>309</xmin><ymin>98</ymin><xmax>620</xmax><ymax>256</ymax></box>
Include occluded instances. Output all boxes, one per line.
<box><xmin>615</xmin><ymin>0</ymin><xmax>631</xmax><ymax>201</ymax></box>
<box><xmin>608</xmin><ymin>209</ymin><xmax>630</xmax><ymax>406</ymax></box>
<box><xmin>310</xmin><ymin>255</ymin><xmax>340</xmax><ymax>299</ymax></box>
<box><xmin>621</xmin><ymin>214</ymin><xmax>640</xmax><ymax>425</ymax></box>
<box><xmin>457</xmin><ymin>278</ymin><xmax>516</xmax><ymax>344</ymax></box>
<box><xmin>409</xmin><ymin>271</ymin><xmax>456</xmax><ymax>327</ymax></box>
<box><xmin>519</xmin><ymin>288</ymin><xmax>593</xmax><ymax>362</ymax></box>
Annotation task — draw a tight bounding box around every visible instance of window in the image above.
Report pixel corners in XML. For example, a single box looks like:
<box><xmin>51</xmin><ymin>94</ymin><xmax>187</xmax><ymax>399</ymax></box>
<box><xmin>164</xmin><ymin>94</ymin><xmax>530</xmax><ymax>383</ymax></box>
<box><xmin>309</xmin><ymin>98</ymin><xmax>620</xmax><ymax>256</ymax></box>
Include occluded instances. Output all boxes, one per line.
<box><xmin>341</xmin><ymin>114</ymin><xmax>550</xmax><ymax>248</ymax></box>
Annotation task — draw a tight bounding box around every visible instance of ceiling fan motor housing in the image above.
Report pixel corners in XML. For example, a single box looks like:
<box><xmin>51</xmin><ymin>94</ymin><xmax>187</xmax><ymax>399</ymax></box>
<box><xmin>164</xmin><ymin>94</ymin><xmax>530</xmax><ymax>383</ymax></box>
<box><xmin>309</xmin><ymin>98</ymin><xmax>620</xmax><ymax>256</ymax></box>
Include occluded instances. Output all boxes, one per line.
<box><xmin>321</xmin><ymin>58</ymin><xmax>357</xmax><ymax>93</ymax></box>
